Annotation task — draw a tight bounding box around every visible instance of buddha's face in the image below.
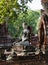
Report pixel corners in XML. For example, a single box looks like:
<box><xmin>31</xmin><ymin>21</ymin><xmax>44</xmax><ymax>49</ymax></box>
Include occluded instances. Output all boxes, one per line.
<box><xmin>22</xmin><ymin>23</ymin><xmax>27</xmax><ymax>29</ymax></box>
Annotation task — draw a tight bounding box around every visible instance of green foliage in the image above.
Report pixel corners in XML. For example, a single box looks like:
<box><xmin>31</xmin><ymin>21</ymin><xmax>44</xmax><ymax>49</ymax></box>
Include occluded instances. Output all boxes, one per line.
<box><xmin>0</xmin><ymin>0</ymin><xmax>40</xmax><ymax>38</ymax></box>
<box><xmin>0</xmin><ymin>0</ymin><xmax>33</xmax><ymax>23</ymax></box>
<box><xmin>0</xmin><ymin>0</ymin><xmax>20</xmax><ymax>23</ymax></box>
<box><xmin>8</xmin><ymin>10</ymin><xmax>40</xmax><ymax>38</ymax></box>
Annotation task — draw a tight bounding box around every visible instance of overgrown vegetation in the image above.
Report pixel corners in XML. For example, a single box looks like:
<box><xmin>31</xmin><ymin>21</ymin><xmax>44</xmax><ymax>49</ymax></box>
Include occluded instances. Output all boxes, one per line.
<box><xmin>8</xmin><ymin>10</ymin><xmax>40</xmax><ymax>38</ymax></box>
<box><xmin>0</xmin><ymin>0</ymin><xmax>40</xmax><ymax>38</ymax></box>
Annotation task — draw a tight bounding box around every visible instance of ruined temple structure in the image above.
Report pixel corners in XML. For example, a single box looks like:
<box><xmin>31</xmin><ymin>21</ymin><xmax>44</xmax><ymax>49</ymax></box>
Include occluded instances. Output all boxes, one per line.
<box><xmin>39</xmin><ymin>12</ymin><xmax>48</xmax><ymax>45</ymax></box>
<box><xmin>38</xmin><ymin>0</ymin><xmax>48</xmax><ymax>51</ymax></box>
<box><xmin>0</xmin><ymin>22</ymin><xmax>15</xmax><ymax>48</ymax></box>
